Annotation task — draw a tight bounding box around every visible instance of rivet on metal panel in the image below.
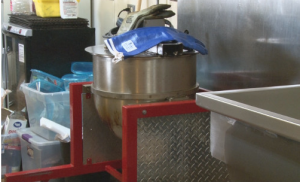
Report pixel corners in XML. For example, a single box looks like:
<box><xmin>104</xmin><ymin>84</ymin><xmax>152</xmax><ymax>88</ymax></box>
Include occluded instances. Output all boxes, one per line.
<box><xmin>87</xmin><ymin>158</ymin><xmax>92</xmax><ymax>165</ymax></box>
<box><xmin>142</xmin><ymin>110</ymin><xmax>147</xmax><ymax>115</ymax></box>
<box><xmin>86</xmin><ymin>93</ymin><xmax>91</xmax><ymax>99</ymax></box>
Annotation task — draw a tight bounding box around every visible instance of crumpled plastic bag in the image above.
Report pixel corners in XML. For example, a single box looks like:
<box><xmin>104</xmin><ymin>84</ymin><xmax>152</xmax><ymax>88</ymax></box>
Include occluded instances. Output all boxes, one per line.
<box><xmin>105</xmin><ymin>27</ymin><xmax>208</xmax><ymax>63</ymax></box>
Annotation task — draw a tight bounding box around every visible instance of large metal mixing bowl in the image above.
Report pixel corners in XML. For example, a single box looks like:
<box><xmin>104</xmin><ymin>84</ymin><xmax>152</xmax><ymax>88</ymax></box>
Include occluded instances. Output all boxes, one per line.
<box><xmin>86</xmin><ymin>45</ymin><xmax>199</xmax><ymax>138</ymax></box>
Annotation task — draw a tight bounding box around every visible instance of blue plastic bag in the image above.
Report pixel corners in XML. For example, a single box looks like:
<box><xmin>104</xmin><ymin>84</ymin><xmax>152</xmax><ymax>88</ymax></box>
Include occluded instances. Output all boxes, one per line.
<box><xmin>105</xmin><ymin>27</ymin><xmax>207</xmax><ymax>62</ymax></box>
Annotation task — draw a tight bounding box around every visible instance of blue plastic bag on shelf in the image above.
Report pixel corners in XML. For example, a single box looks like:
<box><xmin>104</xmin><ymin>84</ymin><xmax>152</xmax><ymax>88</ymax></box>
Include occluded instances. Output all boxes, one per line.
<box><xmin>104</xmin><ymin>27</ymin><xmax>208</xmax><ymax>63</ymax></box>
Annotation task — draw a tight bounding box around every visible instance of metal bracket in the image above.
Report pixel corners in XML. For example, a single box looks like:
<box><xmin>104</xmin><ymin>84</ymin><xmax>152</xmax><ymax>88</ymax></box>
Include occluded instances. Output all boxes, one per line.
<box><xmin>82</xmin><ymin>84</ymin><xmax>92</xmax><ymax>99</ymax></box>
<box><xmin>127</xmin><ymin>4</ymin><xmax>136</xmax><ymax>12</ymax></box>
<box><xmin>82</xmin><ymin>84</ymin><xmax>92</xmax><ymax>94</ymax></box>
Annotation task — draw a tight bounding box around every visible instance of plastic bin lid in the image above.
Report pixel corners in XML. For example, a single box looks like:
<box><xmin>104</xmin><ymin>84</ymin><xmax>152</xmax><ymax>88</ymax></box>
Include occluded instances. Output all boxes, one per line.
<box><xmin>61</xmin><ymin>74</ymin><xmax>89</xmax><ymax>82</ymax></box>
<box><xmin>31</xmin><ymin>69</ymin><xmax>62</xmax><ymax>80</ymax></box>
<box><xmin>71</xmin><ymin>62</ymin><xmax>93</xmax><ymax>75</ymax></box>
<box><xmin>17</xmin><ymin>128</ymin><xmax>60</xmax><ymax>146</ymax></box>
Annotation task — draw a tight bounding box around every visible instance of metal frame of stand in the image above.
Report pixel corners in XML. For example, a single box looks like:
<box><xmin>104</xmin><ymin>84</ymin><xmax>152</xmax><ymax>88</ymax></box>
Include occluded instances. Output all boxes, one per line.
<box><xmin>5</xmin><ymin>82</ymin><xmax>208</xmax><ymax>182</ymax></box>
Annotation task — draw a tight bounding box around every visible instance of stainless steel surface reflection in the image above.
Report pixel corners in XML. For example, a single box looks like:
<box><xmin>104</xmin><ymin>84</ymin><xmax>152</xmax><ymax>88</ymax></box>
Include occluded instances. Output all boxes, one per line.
<box><xmin>82</xmin><ymin>92</ymin><xmax>122</xmax><ymax>164</ymax></box>
<box><xmin>225</xmin><ymin>121</ymin><xmax>300</xmax><ymax>182</ymax></box>
<box><xmin>86</xmin><ymin>45</ymin><xmax>199</xmax><ymax>138</ymax></box>
<box><xmin>178</xmin><ymin>0</ymin><xmax>300</xmax><ymax>90</ymax></box>
<box><xmin>87</xmin><ymin>45</ymin><xmax>198</xmax><ymax>94</ymax></box>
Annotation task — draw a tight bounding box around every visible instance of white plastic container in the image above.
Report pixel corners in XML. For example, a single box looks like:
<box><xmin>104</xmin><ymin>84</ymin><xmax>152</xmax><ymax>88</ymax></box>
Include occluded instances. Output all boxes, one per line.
<box><xmin>59</xmin><ymin>0</ymin><xmax>80</xmax><ymax>19</ymax></box>
<box><xmin>21</xmin><ymin>83</ymin><xmax>70</xmax><ymax>140</ymax></box>
<box><xmin>10</xmin><ymin>0</ymin><xmax>33</xmax><ymax>15</ymax></box>
<box><xmin>17</xmin><ymin>129</ymin><xmax>63</xmax><ymax>175</ymax></box>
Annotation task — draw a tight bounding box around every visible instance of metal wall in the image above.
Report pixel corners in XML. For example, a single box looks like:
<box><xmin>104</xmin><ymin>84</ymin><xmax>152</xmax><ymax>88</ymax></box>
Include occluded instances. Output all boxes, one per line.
<box><xmin>178</xmin><ymin>0</ymin><xmax>300</xmax><ymax>91</ymax></box>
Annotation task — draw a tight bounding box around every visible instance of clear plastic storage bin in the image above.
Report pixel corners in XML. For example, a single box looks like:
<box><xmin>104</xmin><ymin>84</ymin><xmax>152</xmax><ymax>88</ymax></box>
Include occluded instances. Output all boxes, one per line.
<box><xmin>71</xmin><ymin>62</ymin><xmax>93</xmax><ymax>75</ymax></box>
<box><xmin>17</xmin><ymin>128</ymin><xmax>63</xmax><ymax>182</ymax></box>
<box><xmin>61</xmin><ymin>74</ymin><xmax>89</xmax><ymax>91</ymax></box>
<box><xmin>21</xmin><ymin>83</ymin><xmax>70</xmax><ymax>140</ymax></box>
<box><xmin>11</xmin><ymin>0</ymin><xmax>33</xmax><ymax>15</ymax></box>
<box><xmin>28</xmin><ymin>79</ymin><xmax>64</xmax><ymax>93</ymax></box>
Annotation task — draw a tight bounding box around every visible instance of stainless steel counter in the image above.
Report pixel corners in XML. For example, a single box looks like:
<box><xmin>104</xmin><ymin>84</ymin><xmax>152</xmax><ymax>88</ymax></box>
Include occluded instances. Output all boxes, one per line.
<box><xmin>196</xmin><ymin>84</ymin><xmax>300</xmax><ymax>142</ymax></box>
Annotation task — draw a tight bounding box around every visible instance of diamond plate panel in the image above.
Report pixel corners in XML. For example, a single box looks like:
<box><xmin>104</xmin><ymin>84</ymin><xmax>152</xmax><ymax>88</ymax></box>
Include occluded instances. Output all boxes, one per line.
<box><xmin>137</xmin><ymin>112</ymin><xmax>230</xmax><ymax>182</ymax></box>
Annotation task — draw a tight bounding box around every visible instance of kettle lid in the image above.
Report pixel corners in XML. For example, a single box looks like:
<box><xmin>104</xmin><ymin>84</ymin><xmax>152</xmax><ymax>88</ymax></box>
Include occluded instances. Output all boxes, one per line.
<box><xmin>85</xmin><ymin>45</ymin><xmax>114</xmax><ymax>58</ymax></box>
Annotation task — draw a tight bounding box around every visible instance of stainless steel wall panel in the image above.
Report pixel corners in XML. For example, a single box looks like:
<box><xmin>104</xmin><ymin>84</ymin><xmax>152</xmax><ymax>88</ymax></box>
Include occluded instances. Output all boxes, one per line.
<box><xmin>178</xmin><ymin>0</ymin><xmax>300</xmax><ymax>90</ymax></box>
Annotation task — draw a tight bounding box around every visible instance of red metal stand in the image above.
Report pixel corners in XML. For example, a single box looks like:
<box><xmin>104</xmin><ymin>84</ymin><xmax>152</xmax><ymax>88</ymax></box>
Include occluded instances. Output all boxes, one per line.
<box><xmin>5</xmin><ymin>83</ymin><xmax>207</xmax><ymax>182</ymax></box>
<box><xmin>121</xmin><ymin>100</ymin><xmax>208</xmax><ymax>182</ymax></box>
<box><xmin>5</xmin><ymin>83</ymin><xmax>122</xmax><ymax>182</ymax></box>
